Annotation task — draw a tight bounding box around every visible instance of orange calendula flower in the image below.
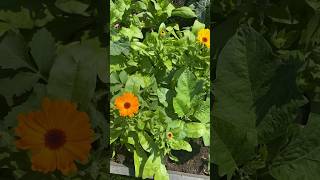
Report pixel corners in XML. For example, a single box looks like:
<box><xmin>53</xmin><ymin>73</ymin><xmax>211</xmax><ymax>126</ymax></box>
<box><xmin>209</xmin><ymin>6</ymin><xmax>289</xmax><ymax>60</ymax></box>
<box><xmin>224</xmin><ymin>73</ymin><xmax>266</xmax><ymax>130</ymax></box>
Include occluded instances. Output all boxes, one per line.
<box><xmin>115</xmin><ymin>92</ymin><xmax>139</xmax><ymax>117</ymax></box>
<box><xmin>15</xmin><ymin>98</ymin><xmax>94</xmax><ymax>175</ymax></box>
<box><xmin>167</xmin><ymin>132</ymin><xmax>173</xmax><ymax>139</ymax></box>
<box><xmin>197</xmin><ymin>28</ymin><xmax>210</xmax><ymax>48</ymax></box>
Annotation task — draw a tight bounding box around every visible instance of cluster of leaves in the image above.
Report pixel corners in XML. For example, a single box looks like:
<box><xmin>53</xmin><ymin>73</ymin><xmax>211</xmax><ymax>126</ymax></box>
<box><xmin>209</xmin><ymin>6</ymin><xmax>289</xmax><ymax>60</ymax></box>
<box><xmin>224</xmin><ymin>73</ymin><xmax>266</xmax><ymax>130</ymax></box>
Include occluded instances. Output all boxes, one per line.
<box><xmin>110</xmin><ymin>0</ymin><xmax>210</xmax><ymax>179</ymax></box>
<box><xmin>0</xmin><ymin>1</ymin><xmax>108</xmax><ymax>179</ymax></box>
<box><xmin>213</xmin><ymin>0</ymin><xmax>320</xmax><ymax>179</ymax></box>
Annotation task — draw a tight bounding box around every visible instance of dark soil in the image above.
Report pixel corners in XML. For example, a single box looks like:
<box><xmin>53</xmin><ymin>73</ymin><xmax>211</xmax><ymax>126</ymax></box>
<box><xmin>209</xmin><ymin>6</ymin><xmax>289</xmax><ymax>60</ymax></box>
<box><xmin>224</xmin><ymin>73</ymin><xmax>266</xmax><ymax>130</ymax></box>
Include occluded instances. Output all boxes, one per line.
<box><xmin>112</xmin><ymin>139</ymin><xmax>209</xmax><ymax>176</ymax></box>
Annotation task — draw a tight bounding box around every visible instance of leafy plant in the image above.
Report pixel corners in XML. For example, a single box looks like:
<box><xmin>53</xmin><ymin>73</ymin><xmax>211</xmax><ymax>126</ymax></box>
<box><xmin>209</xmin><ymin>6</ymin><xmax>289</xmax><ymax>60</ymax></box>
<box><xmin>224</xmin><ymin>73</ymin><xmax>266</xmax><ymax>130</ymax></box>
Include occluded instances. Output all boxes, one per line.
<box><xmin>0</xmin><ymin>1</ymin><xmax>108</xmax><ymax>179</ymax></box>
<box><xmin>110</xmin><ymin>0</ymin><xmax>210</xmax><ymax>179</ymax></box>
<box><xmin>213</xmin><ymin>0</ymin><xmax>320</xmax><ymax>179</ymax></box>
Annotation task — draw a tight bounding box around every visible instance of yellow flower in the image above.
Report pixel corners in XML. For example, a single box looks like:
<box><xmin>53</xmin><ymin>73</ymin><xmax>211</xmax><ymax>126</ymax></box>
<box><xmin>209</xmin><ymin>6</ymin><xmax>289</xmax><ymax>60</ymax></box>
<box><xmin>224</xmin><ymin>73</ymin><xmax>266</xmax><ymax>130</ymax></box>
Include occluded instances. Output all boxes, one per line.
<box><xmin>167</xmin><ymin>132</ymin><xmax>173</xmax><ymax>140</ymax></box>
<box><xmin>197</xmin><ymin>28</ymin><xmax>210</xmax><ymax>48</ymax></box>
<box><xmin>15</xmin><ymin>98</ymin><xmax>94</xmax><ymax>175</ymax></box>
<box><xmin>115</xmin><ymin>92</ymin><xmax>139</xmax><ymax>117</ymax></box>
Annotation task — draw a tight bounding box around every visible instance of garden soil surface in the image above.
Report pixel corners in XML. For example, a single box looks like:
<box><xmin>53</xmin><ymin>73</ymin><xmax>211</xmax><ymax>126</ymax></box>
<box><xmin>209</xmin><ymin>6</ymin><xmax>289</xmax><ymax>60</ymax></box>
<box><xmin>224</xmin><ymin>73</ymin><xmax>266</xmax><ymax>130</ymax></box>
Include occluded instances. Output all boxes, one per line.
<box><xmin>112</xmin><ymin>139</ymin><xmax>209</xmax><ymax>176</ymax></box>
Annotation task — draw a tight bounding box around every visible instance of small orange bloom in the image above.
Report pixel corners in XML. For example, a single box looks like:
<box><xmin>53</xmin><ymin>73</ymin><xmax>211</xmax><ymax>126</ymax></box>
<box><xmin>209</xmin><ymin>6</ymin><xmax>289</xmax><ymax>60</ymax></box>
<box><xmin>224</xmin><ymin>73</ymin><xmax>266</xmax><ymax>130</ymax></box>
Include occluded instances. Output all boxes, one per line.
<box><xmin>167</xmin><ymin>132</ymin><xmax>173</xmax><ymax>140</ymax></box>
<box><xmin>115</xmin><ymin>92</ymin><xmax>139</xmax><ymax>117</ymax></box>
<box><xmin>15</xmin><ymin>98</ymin><xmax>94</xmax><ymax>175</ymax></box>
<box><xmin>197</xmin><ymin>28</ymin><xmax>210</xmax><ymax>48</ymax></box>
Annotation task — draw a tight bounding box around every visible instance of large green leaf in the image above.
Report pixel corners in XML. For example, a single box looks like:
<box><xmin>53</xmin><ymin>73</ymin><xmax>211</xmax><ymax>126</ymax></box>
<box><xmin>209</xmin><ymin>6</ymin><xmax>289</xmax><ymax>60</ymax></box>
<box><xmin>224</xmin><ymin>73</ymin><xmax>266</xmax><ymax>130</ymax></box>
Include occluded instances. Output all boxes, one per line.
<box><xmin>270</xmin><ymin>113</ymin><xmax>320</xmax><ymax>180</ymax></box>
<box><xmin>47</xmin><ymin>42</ymin><xmax>98</xmax><ymax>110</ymax></box>
<box><xmin>172</xmin><ymin>7</ymin><xmax>197</xmax><ymax>18</ymax></box>
<box><xmin>173</xmin><ymin>69</ymin><xmax>197</xmax><ymax>117</ymax></box>
<box><xmin>213</xmin><ymin>26</ymin><xmax>276</xmax><ymax>176</ymax></box>
<box><xmin>133</xmin><ymin>145</ymin><xmax>148</xmax><ymax>177</ymax></box>
<box><xmin>142</xmin><ymin>152</ymin><xmax>169</xmax><ymax>180</ymax></box>
<box><xmin>29</xmin><ymin>28</ymin><xmax>56</xmax><ymax>76</ymax></box>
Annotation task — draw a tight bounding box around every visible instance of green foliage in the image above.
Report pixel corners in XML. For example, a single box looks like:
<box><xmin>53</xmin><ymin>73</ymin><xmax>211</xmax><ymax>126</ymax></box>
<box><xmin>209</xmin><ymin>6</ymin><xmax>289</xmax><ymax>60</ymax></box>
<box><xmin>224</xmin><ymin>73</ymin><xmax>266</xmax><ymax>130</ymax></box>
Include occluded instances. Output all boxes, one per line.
<box><xmin>0</xmin><ymin>1</ymin><xmax>108</xmax><ymax>179</ymax></box>
<box><xmin>110</xmin><ymin>0</ymin><xmax>210</xmax><ymax>179</ymax></box>
<box><xmin>213</xmin><ymin>0</ymin><xmax>320</xmax><ymax>179</ymax></box>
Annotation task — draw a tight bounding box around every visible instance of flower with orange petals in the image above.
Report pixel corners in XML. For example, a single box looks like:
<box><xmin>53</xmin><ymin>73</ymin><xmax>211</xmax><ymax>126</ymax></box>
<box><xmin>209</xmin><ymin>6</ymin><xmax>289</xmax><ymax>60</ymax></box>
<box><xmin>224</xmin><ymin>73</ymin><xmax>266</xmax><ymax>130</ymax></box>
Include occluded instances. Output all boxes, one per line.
<box><xmin>115</xmin><ymin>92</ymin><xmax>139</xmax><ymax>117</ymax></box>
<box><xmin>197</xmin><ymin>28</ymin><xmax>210</xmax><ymax>48</ymax></box>
<box><xmin>15</xmin><ymin>98</ymin><xmax>94</xmax><ymax>175</ymax></box>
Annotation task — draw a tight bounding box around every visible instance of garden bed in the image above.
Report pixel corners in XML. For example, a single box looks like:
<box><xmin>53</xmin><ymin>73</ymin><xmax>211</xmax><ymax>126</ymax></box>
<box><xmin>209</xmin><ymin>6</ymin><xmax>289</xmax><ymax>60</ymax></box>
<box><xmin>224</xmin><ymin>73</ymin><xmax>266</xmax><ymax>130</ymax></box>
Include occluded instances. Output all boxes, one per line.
<box><xmin>112</xmin><ymin>139</ymin><xmax>209</xmax><ymax>177</ymax></box>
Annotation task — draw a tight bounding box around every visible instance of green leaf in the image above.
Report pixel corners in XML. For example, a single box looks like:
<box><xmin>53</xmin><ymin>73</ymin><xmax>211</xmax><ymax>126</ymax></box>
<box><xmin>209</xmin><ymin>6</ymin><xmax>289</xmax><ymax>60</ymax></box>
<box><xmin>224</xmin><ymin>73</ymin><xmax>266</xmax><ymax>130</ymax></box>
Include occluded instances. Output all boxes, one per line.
<box><xmin>172</xmin><ymin>7</ymin><xmax>197</xmax><ymax>18</ymax></box>
<box><xmin>55</xmin><ymin>0</ymin><xmax>89</xmax><ymax>16</ymax></box>
<box><xmin>270</xmin><ymin>113</ymin><xmax>320</xmax><ymax>180</ymax></box>
<box><xmin>110</xmin><ymin>127</ymin><xmax>123</xmax><ymax>144</ymax></box>
<box><xmin>142</xmin><ymin>152</ymin><xmax>169</xmax><ymax>180</ymax></box>
<box><xmin>157</xmin><ymin>87</ymin><xmax>169</xmax><ymax>107</ymax></box>
<box><xmin>212</xmin><ymin>131</ymin><xmax>237</xmax><ymax>179</ymax></box>
<box><xmin>3</xmin><ymin>84</ymin><xmax>46</xmax><ymax>128</ymax></box>
<box><xmin>120</xmin><ymin>25</ymin><xmax>143</xmax><ymax>41</ymax></box>
<box><xmin>0</xmin><ymin>32</ymin><xmax>30</xmax><ymax>70</ymax></box>
<box><xmin>193</xmin><ymin>97</ymin><xmax>210</xmax><ymax>123</ymax></box>
<box><xmin>134</xmin><ymin>145</ymin><xmax>148</xmax><ymax>177</ymax></box>
<box><xmin>0</xmin><ymin>8</ymin><xmax>33</xmax><ymax>29</ymax></box>
<box><xmin>47</xmin><ymin>42</ymin><xmax>98</xmax><ymax>110</ymax></box>
<box><xmin>192</xmin><ymin>20</ymin><xmax>205</xmax><ymax>34</ymax></box>
<box><xmin>29</xmin><ymin>28</ymin><xmax>56</xmax><ymax>76</ymax></box>
<box><xmin>0</xmin><ymin>22</ymin><xmax>11</xmax><ymax>37</ymax></box>
<box><xmin>213</xmin><ymin>26</ymin><xmax>275</xmax><ymax>176</ymax></box>
<box><xmin>138</xmin><ymin>132</ymin><xmax>155</xmax><ymax>152</ymax></box>
<box><xmin>119</xmin><ymin>70</ymin><xmax>128</xmax><ymax>84</ymax></box>
<box><xmin>173</xmin><ymin>69</ymin><xmax>197</xmax><ymax>117</ymax></box>
<box><xmin>184</xmin><ymin>122</ymin><xmax>205</xmax><ymax>138</ymax></box>
<box><xmin>168</xmin><ymin>139</ymin><xmax>192</xmax><ymax>152</ymax></box>
<box><xmin>0</xmin><ymin>72</ymin><xmax>39</xmax><ymax>105</ymax></box>
<box><xmin>125</xmin><ymin>75</ymin><xmax>144</xmax><ymax>94</ymax></box>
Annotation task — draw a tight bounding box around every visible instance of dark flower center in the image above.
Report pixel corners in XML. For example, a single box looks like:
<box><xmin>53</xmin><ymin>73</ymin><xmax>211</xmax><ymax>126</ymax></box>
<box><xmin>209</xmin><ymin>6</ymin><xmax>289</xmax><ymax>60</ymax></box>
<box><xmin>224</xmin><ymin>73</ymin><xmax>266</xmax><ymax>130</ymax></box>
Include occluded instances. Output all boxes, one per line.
<box><xmin>44</xmin><ymin>129</ymin><xmax>66</xmax><ymax>150</ymax></box>
<box><xmin>167</xmin><ymin>133</ymin><xmax>172</xmax><ymax>138</ymax></box>
<box><xmin>124</xmin><ymin>102</ymin><xmax>131</xmax><ymax>109</ymax></box>
<box><xmin>202</xmin><ymin>37</ymin><xmax>208</xmax><ymax>42</ymax></box>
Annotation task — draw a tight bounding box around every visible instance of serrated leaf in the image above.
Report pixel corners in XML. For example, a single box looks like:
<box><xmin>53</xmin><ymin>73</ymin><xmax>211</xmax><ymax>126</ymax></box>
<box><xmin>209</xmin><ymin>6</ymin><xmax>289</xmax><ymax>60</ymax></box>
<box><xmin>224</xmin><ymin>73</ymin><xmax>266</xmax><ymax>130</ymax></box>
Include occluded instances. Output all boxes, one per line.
<box><xmin>0</xmin><ymin>72</ymin><xmax>39</xmax><ymax>104</ymax></box>
<box><xmin>0</xmin><ymin>32</ymin><xmax>30</xmax><ymax>70</ymax></box>
<box><xmin>29</xmin><ymin>28</ymin><xmax>56</xmax><ymax>76</ymax></box>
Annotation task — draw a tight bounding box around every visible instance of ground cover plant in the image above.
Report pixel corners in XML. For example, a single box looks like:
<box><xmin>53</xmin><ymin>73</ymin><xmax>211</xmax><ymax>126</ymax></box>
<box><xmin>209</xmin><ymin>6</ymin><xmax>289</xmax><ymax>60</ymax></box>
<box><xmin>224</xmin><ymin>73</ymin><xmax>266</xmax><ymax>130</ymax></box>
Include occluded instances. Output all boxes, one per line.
<box><xmin>213</xmin><ymin>0</ymin><xmax>320</xmax><ymax>179</ymax></box>
<box><xmin>110</xmin><ymin>0</ymin><xmax>210</xmax><ymax>179</ymax></box>
<box><xmin>0</xmin><ymin>1</ymin><xmax>109</xmax><ymax>179</ymax></box>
